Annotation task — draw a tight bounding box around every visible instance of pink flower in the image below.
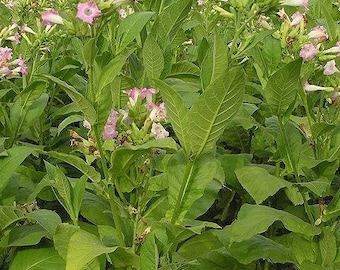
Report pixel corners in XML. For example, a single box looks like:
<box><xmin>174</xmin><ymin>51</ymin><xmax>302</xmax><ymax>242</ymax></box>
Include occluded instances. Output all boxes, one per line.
<box><xmin>323</xmin><ymin>42</ymin><xmax>340</xmax><ymax>55</ymax></box>
<box><xmin>290</xmin><ymin>12</ymin><xmax>304</xmax><ymax>27</ymax></box>
<box><xmin>151</xmin><ymin>123</ymin><xmax>169</xmax><ymax>140</ymax></box>
<box><xmin>124</xmin><ymin>87</ymin><xmax>141</xmax><ymax>107</ymax></box>
<box><xmin>307</xmin><ymin>26</ymin><xmax>328</xmax><ymax>43</ymax></box>
<box><xmin>41</xmin><ymin>9</ymin><xmax>64</xmax><ymax>26</ymax></box>
<box><xmin>118</xmin><ymin>9</ymin><xmax>127</xmax><ymax>19</ymax></box>
<box><xmin>83</xmin><ymin>119</ymin><xmax>91</xmax><ymax>129</ymax></box>
<box><xmin>304</xmin><ymin>81</ymin><xmax>333</xmax><ymax>92</ymax></box>
<box><xmin>299</xmin><ymin>43</ymin><xmax>317</xmax><ymax>61</ymax></box>
<box><xmin>197</xmin><ymin>0</ymin><xmax>204</xmax><ymax>5</ymax></box>
<box><xmin>280</xmin><ymin>0</ymin><xmax>308</xmax><ymax>10</ymax></box>
<box><xmin>103</xmin><ymin>110</ymin><xmax>118</xmax><ymax>139</ymax></box>
<box><xmin>149</xmin><ymin>102</ymin><xmax>167</xmax><ymax>122</ymax></box>
<box><xmin>0</xmin><ymin>47</ymin><xmax>13</xmax><ymax>61</ymax></box>
<box><xmin>323</xmin><ymin>60</ymin><xmax>339</xmax><ymax>75</ymax></box>
<box><xmin>77</xmin><ymin>1</ymin><xmax>102</xmax><ymax>24</ymax></box>
<box><xmin>18</xmin><ymin>58</ymin><xmax>27</xmax><ymax>75</ymax></box>
<box><xmin>140</xmin><ymin>88</ymin><xmax>157</xmax><ymax>103</ymax></box>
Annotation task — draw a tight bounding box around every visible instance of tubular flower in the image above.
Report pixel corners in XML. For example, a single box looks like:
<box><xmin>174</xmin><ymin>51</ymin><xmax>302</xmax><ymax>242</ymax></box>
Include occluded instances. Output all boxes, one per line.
<box><xmin>280</xmin><ymin>0</ymin><xmax>308</xmax><ymax>9</ymax></box>
<box><xmin>303</xmin><ymin>82</ymin><xmax>333</xmax><ymax>92</ymax></box>
<box><xmin>77</xmin><ymin>1</ymin><xmax>102</xmax><ymax>24</ymax></box>
<box><xmin>103</xmin><ymin>110</ymin><xmax>119</xmax><ymax>139</ymax></box>
<box><xmin>151</xmin><ymin>123</ymin><xmax>169</xmax><ymax>140</ymax></box>
<box><xmin>299</xmin><ymin>43</ymin><xmax>317</xmax><ymax>61</ymax></box>
<box><xmin>290</xmin><ymin>12</ymin><xmax>304</xmax><ymax>26</ymax></box>
<box><xmin>307</xmin><ymin>26</ymin><xmax>328</xmax><ymax>43</ymax></box>
<box><xmin>149</xmin><ymin>102</ymin><xmax>167</xmax><ymax>122</ymax></box>
<box><xmin>41</xmin><ymin>9</ymin><xmax>64</xmax><ymax>26</ymax></box>
<box><xmin>323</xmin><ymin>42</ymin><xmax>340</xmax><ymax>55</ymax></box>
<box><xmin>323</xmin><ymin>60</ymin><xmax>339</xmax><ymax>76</ymax></box>
<box><xmin>118</xmin><ymin>9</ymin><xmax>127</xmax><ymax>19</ymax></box>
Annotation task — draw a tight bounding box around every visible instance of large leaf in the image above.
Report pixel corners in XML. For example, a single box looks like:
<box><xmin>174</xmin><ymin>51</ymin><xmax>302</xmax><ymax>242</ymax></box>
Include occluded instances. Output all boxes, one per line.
<box><xmin>263</xmin><ymin>59</ymin><xmax>302</xmax><ymax>116</ymax></box>
<box><xmin>200</xmin><ymin>33</ymin><xmax>228</xmax><ymax>91</ymax></box>
<box><xmin>9</xmin><ymin>247</ymin><xmax>65</xmax><ymax>270</ymax></box>
<box><xmin>166</xmin><ymin>151</ymin><xmax>219</xmax><ymax>224</ymax></box>
<box><xmin>153</xmin><ymin>79</ymin><xmax>190</xmax><ymax>153</ymax></box>
<box><xmin>319</xmin><ymin>227</ymin><xmax>337</xmax><ymax>266</ymax></box>
<box><xmin>140</xmin><ymin>234</ymin><xmax>158</xmax><ymax>270</ymax></box>
<box><xmin>0</xmin><ymin>146</ymin><xmax>33</xmax><ymax>194</ymax></box>
<box><xmin>186</xmin><ymin>66</ymin><xmax>245</xmax><ymax>156</ymax></box>
<box><xmin>41</xmin><ymin>74</ymin><xmax>97</xmax><ymax>124</ymax></box>
<box><xmin>43</xmin><ymin>151</ymin><xmax>101</xmax><ymax>183</ymax></box>
<box><xmin>143</xmin><ymin>35</ymin><xmax>164</xmax><ymax>79</ymax></box>
<box><xmin>27</xmin><ymin>209</ymin><xmax>62</xmax><ymax>235</ymax></box>
<box><xmin>235</xmin><ymin>166</ymin><xmax>287</xmax><ymax>204</ymax></box>
<box><xmin>66</xmin><ymin>229</ymin><xmax>117</xmax><ymax>270</ymax></box>
<box><xmin>8</xmin><ymin>224</ymin><xmax>47</xmax><ymax>247</ymax></box>
<box><xmin>229</xmin><ymin>204</ymin><xmax>320</xmax><ymax>244</ymax></box>
<box><xmin>117</xmin><ymin>12</ymin><xmax>155</xmax><ymax>53</ymax></box>
<box><xmin>0</xmin><ymin>206</ymin><xmax>24</xmax><ymax>231</ymax></box>
<box><xmin>152</xmin><ymin>0</ymin><xmax>193</xmax><ymax>47</ymax></box>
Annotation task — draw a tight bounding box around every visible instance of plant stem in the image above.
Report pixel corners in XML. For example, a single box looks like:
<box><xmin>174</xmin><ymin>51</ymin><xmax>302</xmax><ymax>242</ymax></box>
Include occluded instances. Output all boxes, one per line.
<box><xmin>278</xmin><ymin>118</ymin><xmax>314</xmax><ymax>224</ymax></box>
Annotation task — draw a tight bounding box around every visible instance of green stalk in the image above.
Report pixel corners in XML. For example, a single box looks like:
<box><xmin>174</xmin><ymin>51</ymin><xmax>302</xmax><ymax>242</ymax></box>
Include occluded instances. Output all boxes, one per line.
<box><xmin>171</xmin><ymin>159</ymin><xmax>195</xmax><ymax>224</ymax></box>
<box><xmin>278</xmin><ymin>118</ymin><xmax>314</xmax><ymax>224</ymax></box>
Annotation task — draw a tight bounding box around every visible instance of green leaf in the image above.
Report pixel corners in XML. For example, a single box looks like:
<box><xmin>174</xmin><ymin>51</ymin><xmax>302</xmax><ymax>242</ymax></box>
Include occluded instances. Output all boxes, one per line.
<box><xmin>311</xmin><ymin>123</ymin><xmax>336</xmax><ymax>138</ymax></box>
<box><xmin>143</xmin><ymin>35</ymin><xmax>164</xmax><ymax>79</ymax></box>
<box><xmin>153</xmin><ymin>79</ymin><xmax>190</xmax><ymax>153</ymax></box>
<box><xmin>97</xmin><ymin>49</ymin><xmax>135</xmax><ymax>93</ymax></box>
<box><xmin>322</xmin><ymin>4</ymin><xmax>337</xmax><ymax>41</ymax></box>
<box><xmin>262</xmin><ymin>35</ymin><xmax>282</xmax><ymax>71</ymax></box>
<box><xmin>263</xmin><ymin>59</ymin><xmax>302</xmax><ymax>116</ymax></box>
<box><xmin>169</xmin><ymin>61</ymin><xmax>200</xmax><ymax>77</ymax></box>
<box><xmin>8</xmin><ymin>224</ymin><xmax>47</xmax><ymax>246</ymax></box>
<box><xmin>152</xmin><ymin>0</ymin><xmax>193</xmax><ymax>47</ymax></box>
<box><xmin>117</xmin><ymin>12</ymin><xmax>155</xmax><ymax>52</ymax></box>
<box><xmin>0</xmin><ymin>146</ymin><xmax>33</xmax><ymax>194</ymax></box>
<box><xmin>140</xmin><ymin>234</ymin><xmax>158</xmax><ymax>270</ymax></box>
<box><xmin>235</xmin><ymin>166</ymin><xmax>287</xmax><ymax>204</ymax></box>
<box><xmin>57</xmin><ymin>114</ymin><xmax>83</xmax><ymax>135</ymax></box>
<box><xmin>43</xmin><ymin>151</ymin><xmax>101</xmax><ymax>183</ymax></box>
<box><xmin>319</xmin><ymin>227</ymin><xmax>337</xmax><ymax>266</ymax></box>
<box><xmin>230</xmin><ymin>204</ymin><xmax>321</xmax><ymax>244</ymax></box>
<box><xmin>22</xmin><ymin>93</ymin><xmax>49</xmax><ymax>128</ymax></box>
<box><xmin>9</xmin><ymin>247</ymin><xmax>65</xmax><ymax>270</ymax></box>
<box><xmin>187</xmin><ymin>66</ymin><xmax>245</xmax><ymax>156</ymax></box>
<box><xmin>301</xmin><ymin>260</ymin><xmax>329</xmax><ymax>270</ymax></box>
<box><xmin>54</xmin><ymin>223</ymin><xmax>80</xmax><ymax>260</ymax></box>
<box><xmin>323</xmin><ymin>188</ymin><xmax>340</xmax><ymax>221</ymax></box>
<box><xmin>27</xmin><ymin>209</ymin><xmax>62</xmax><ymax>235</ymax></box>
<box><xmin>72</xmin><ymin>176</ymin><xmax>87</xmax><ymax>219</ymax></box>
<box><xmin>0</xmin><ymin>206</ymin><xmax>24</xmax><ymax>231</ymax></box>
<box><xmin>200</xmin><ymin>33</ymin><xmax>228</xmax><ymax>90</ymax></box>
<box><xmin>66</xmin><ymin>230</ymin><xmax>117</xmax><ymax>270</ymax></box>
<box><xmin>41</xmin><ymin>74</ymin><xmax>97</xmax><ymax>124</ymax></box>
<box><xmin>166</xmin><ymin>151</ymin><xmax>219</xmax><ymax>224</ymax></box>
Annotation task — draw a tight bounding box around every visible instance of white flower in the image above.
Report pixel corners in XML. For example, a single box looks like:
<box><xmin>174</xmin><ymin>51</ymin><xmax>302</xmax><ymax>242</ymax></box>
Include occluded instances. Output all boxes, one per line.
<box><xmin>151</xmin><ymin>123</ymin><xmax>169</xmax><ymax>140</ymax></box>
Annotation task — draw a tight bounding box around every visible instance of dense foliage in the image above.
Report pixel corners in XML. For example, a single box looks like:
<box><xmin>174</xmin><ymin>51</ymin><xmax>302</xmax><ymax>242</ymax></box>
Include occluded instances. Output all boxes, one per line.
<box><xmin>0</xmin><ymin>0</ymin><xmax>339</xmax><ymax>269</ymax></box>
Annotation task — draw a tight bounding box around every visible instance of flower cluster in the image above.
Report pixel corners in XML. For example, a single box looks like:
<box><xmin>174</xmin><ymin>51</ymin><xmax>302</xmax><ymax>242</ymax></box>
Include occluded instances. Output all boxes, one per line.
<box><xmin>0</xmin><ymin>46</ymin><xmax>27</xmax><ymax>77</ymax></box>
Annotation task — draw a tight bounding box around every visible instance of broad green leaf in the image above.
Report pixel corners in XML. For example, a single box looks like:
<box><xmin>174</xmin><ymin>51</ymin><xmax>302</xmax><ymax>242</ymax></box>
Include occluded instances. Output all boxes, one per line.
<box><xmin>27</xmin><ymin>209</ymin><xmax>62</xmax><ymax>235</ymax></box>
<box><xmin>235</xmin><ymin>166</ymin><xmax>287</xmax><ymax>204</ymax></box>
<box><xmin>54</xmin><ymin>223</ymin><xmax>80</xmax><ymax>260</ymax></box>
<box><xmin>297</xmin><ymin>179</ymin><xmax>329</xmax><ymax>197</ymax></box>
<box><xmin>166</xmin><ymin>151</ymin><xmax>219</xmax><ymax>224</ymax></box>
<box><xmin>72</xmin><ymin>176</ymin><xmax>87</xmax><ymax>219</ymax></box>
<box><xmin>230</xmin><ymin>235</ymin><xmax>295</xmax><ymax>264</ymax></box>
<box><xmin>143</xmin><ymin>35</ymin><xmax>164</xmax><ymax>79</ymax></box>
<box><xmin>169</xmin><ymin>61</ymin><xmax>200</xmax><ymax>77</ymax></box>
<box><xmin>301</xmin><ymin>260</ymin><xmax>329</xmax><ymax>270</ymax></box>
<box><xmin>8</xmin><ymin>224</ymin><xmax>47</xmax><ymax>246</ymax></box>
<box><xmin>0</xmin><ymin>146</ymin><xmax>33</xmax><ymax>193</ymax></box>
<box><xmin>319</xmin><ymin>227</ymin><xmax>337</xmax><ymax>266</ymax></box>
<box><xmin>152</xmin><ymin>0</ymin><xmax>192</xmax><ymax>47</ymax></box>
<box><xmin>57</xmin><ymin>114</ymin><xmax>83</xmax><ymax>135</ymax></box>
<box><xmin>262</xmin><ymin>35</ymin><xmax>281</xmax><ymax>72</ymax></box>
<box><xmin>108</xmin><ymin>247</ymin><xmax>140</xmax><ymax>269</ymax></box>
<box><xmin>22</xmin><ymin>93</ymin><xmax>49</xmax><ymax>128</ymax></box>
<box><xmin>97</xmin><ymin>48</ymin><xmax>135</xmax><ymax>93</ymax></box>
<box><xmin>322</xmin><ymin>4</ymin><xmax>337</xmax><ymax>41</ymax></box>
<box><xmin>323</xmin><ymin>188</ymin><xmax>340</xmax><ymax>221</ymax></box>
<box><xmin>117</xmin><ymin>12</ymin><xmax>155</xmax><ymax>52</ymax></box>
<box><xmin>187</xmin><ymin>66</ymin><xmax>245</xmax><ymax>156</ymax></box>
<box><xmin>9</xmin><ymin>247</ymin><xmax>65</xmax><ymax>270</ymax></box>
<box><xmin>230</xmin><ymin>204</ymin><xmax>320</xmax><ymax>244</ymax></box>
<box><xmin>140</xmin><ymin>234</ymin><xmax>158</xmax><ymax>270</ymax></box>
<box><xmin>66</xmin><ymin>229</ymin><xmax>117</xmax><ymax>270</ymax></box>
<box><xmin>43</xmin><ymin>151</ymin><xmax>101</xmax><ymax>183</ymax></box>
<box><xmin>177</xmin><ymin>231</ymin><xmax>223</xmax><ymax>260</ymax></box>
<box><xmin>263</xmin><ymin>59</ymin><xmax>302</xmax><ymax>116</ymax></box>
<box><xmin>311</xmin><ymin>123</ymin><xmax>336</xmax><ymax>138</ymax></box>
<box><xmin>201</xmin><ymin>33</ymin><xmax>228</xmax><ymax>90</ymax></box>
<box><xmin>153</xmin><ymin>79</ymin><xmax>190</xmax><ymax>153</ymax></box>
<box><xmin>41</xmin><ymin>74</ymin><xmax>97</xmax><ymax>124</ymax></box>
<box><xmin>0</xmin><ymin>206</ymin><xmax>24</xmax><ymax>231</ymax></box>
<box><xmin>290</xmin><ymin>233</ymin><xmax>318</xmax><ymax>265</ymax></box>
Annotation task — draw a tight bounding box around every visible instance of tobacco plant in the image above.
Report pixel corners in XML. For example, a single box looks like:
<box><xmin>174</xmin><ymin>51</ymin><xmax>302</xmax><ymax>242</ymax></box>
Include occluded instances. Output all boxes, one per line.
<box><xmin>0</xmin><ymin>0</ymin><xmax>339</xmax><ymax>269</ymax></box>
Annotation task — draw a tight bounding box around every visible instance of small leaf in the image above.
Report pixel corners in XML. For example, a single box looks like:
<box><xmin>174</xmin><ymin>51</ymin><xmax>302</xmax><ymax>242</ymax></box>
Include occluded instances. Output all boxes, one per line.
<box><xmin>117</xmin><ymin>12</ymin><xmax>155</xmax><ymax>52</ymax></box>
<box><xmin>72</xmin><ymin>176</ymin><xmax>87</xmax><ymax>219</ymax></box>
<box><xmin>140</xmin><ymin>234</ymin><xmax>158</xmax><ymax>270</ymax></box>
<box><xmin>27</xmin><ymin>209</ymin><xmax>62</xmax><ymax>236</ymax></box>
<box><xmin>143</xmin><ymin>35</ymin><xmax>164</xmax><ymax>79</ymax></box>
<box><xmin>235</xmin><ymin>166</ymin><xmax>287</xmax><ymax>204</ymax></box>
<box><xmin>66</xmin><ymin>230</ymin><xmax>117</xmax><ymax>270</ymax></box>
<box><xmin>263</xmin><ymin>59</ymin><xmax>302</xmax><ymax>116</ymax></box>
<box><xmin>319</xmin><ymin>227</ymin><xmax>337</xmax><ymax>266</ymax></box>
<box><xmin>230</xmin><ymin>204</ymin><xmax>320</xmax><ymax>244</ymax></box>
<box><xmin>9</xmin><ymin>247</ymin><xmax>65</xmax><ymax>270</ymax></box>
<box><xmin>57</xmin><ymin>114</ymin><xmax>83</xmax><ymax>135</ymax></box>
<box><xmin>41</xmin><ymin>74</ymin><xmax>97</xmax><ymax>124</ymax></box>
<box><xmin>0</xmin><ymin>206</ymin><xmax>24</xmax><ymax>231</ymax></box>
